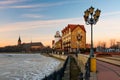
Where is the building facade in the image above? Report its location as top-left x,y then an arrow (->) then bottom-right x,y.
53,31 -> 62,49
117,42 -> 120,49
54,39 -> 62,49
62,24 -> 86,53
22,42 -> 44,52
52,24 -> 86,53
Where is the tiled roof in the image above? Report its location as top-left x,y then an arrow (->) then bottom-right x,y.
62,24 -> 86,33
31,42 -> 44,46
22,42 -> 44,47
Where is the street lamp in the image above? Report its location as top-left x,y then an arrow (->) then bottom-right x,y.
84,6 -> 101,57
84,7 -> 101,74
76,33 -> 82,54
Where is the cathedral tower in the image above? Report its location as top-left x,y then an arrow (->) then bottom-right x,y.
18,36 -> 21,45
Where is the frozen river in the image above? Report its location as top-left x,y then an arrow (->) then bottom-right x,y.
0,53 -> 61,80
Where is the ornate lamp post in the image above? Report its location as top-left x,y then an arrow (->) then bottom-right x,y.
76,33 -> 82,54
84,7 -> 101,74
84,6 -> 101,57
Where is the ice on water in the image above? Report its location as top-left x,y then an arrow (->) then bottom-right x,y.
0,53 -> 61,80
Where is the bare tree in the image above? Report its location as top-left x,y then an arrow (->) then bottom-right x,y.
102,42 -> 106,48
97,41 -> 101,47
110,39 -> 116,48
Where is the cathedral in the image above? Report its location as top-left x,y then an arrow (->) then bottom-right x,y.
17,36 -> 44,52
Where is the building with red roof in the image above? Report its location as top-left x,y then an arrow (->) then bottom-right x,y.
62,24 -> 86,53
53,24 -> 86,54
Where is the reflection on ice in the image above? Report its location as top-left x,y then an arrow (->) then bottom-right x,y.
0,53 -> 61,80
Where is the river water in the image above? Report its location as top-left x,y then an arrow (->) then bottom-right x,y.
0,53 -> 61,80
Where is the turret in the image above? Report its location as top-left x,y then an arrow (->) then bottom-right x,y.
54,31 -> 61,43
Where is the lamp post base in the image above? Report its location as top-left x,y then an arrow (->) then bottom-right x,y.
90,57 -> 96,72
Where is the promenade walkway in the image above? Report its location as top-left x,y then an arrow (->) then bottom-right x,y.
45,53 -> 120,80
70,54 -> 120,80
97,60 -> 120,80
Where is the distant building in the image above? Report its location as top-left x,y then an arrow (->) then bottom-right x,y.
86,44 -> 91,49
22,42 -> 44,52
52,40 -> 55,48
52,31 -> 62,54
117,42 -> 120,49
17,36 -> 44,52
96,42 -> 120,53
54,39 -> 62,50
54,31 -> 61,43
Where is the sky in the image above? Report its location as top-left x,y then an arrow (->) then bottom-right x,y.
0,0 -> 120,47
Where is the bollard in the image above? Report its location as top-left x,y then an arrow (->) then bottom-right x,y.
90,57 -> 96,72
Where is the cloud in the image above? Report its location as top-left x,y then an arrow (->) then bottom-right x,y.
21,14 -> 44,18
0,18 -> 81,32
0,0 -> 26,5
102,11 -> 120,17
0,0 -> 27,9
0,1 -> 77,9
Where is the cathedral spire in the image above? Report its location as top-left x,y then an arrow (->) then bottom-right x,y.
18,35 -> 21,45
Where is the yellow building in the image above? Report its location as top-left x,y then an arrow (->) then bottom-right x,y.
54,39 -> 62,50
62,24 -> 86,53
53,31 -> 62,49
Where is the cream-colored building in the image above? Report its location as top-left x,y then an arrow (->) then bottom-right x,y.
54,39 -> 62,49
52,31 -> 62,49
61,24 -> 86,53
